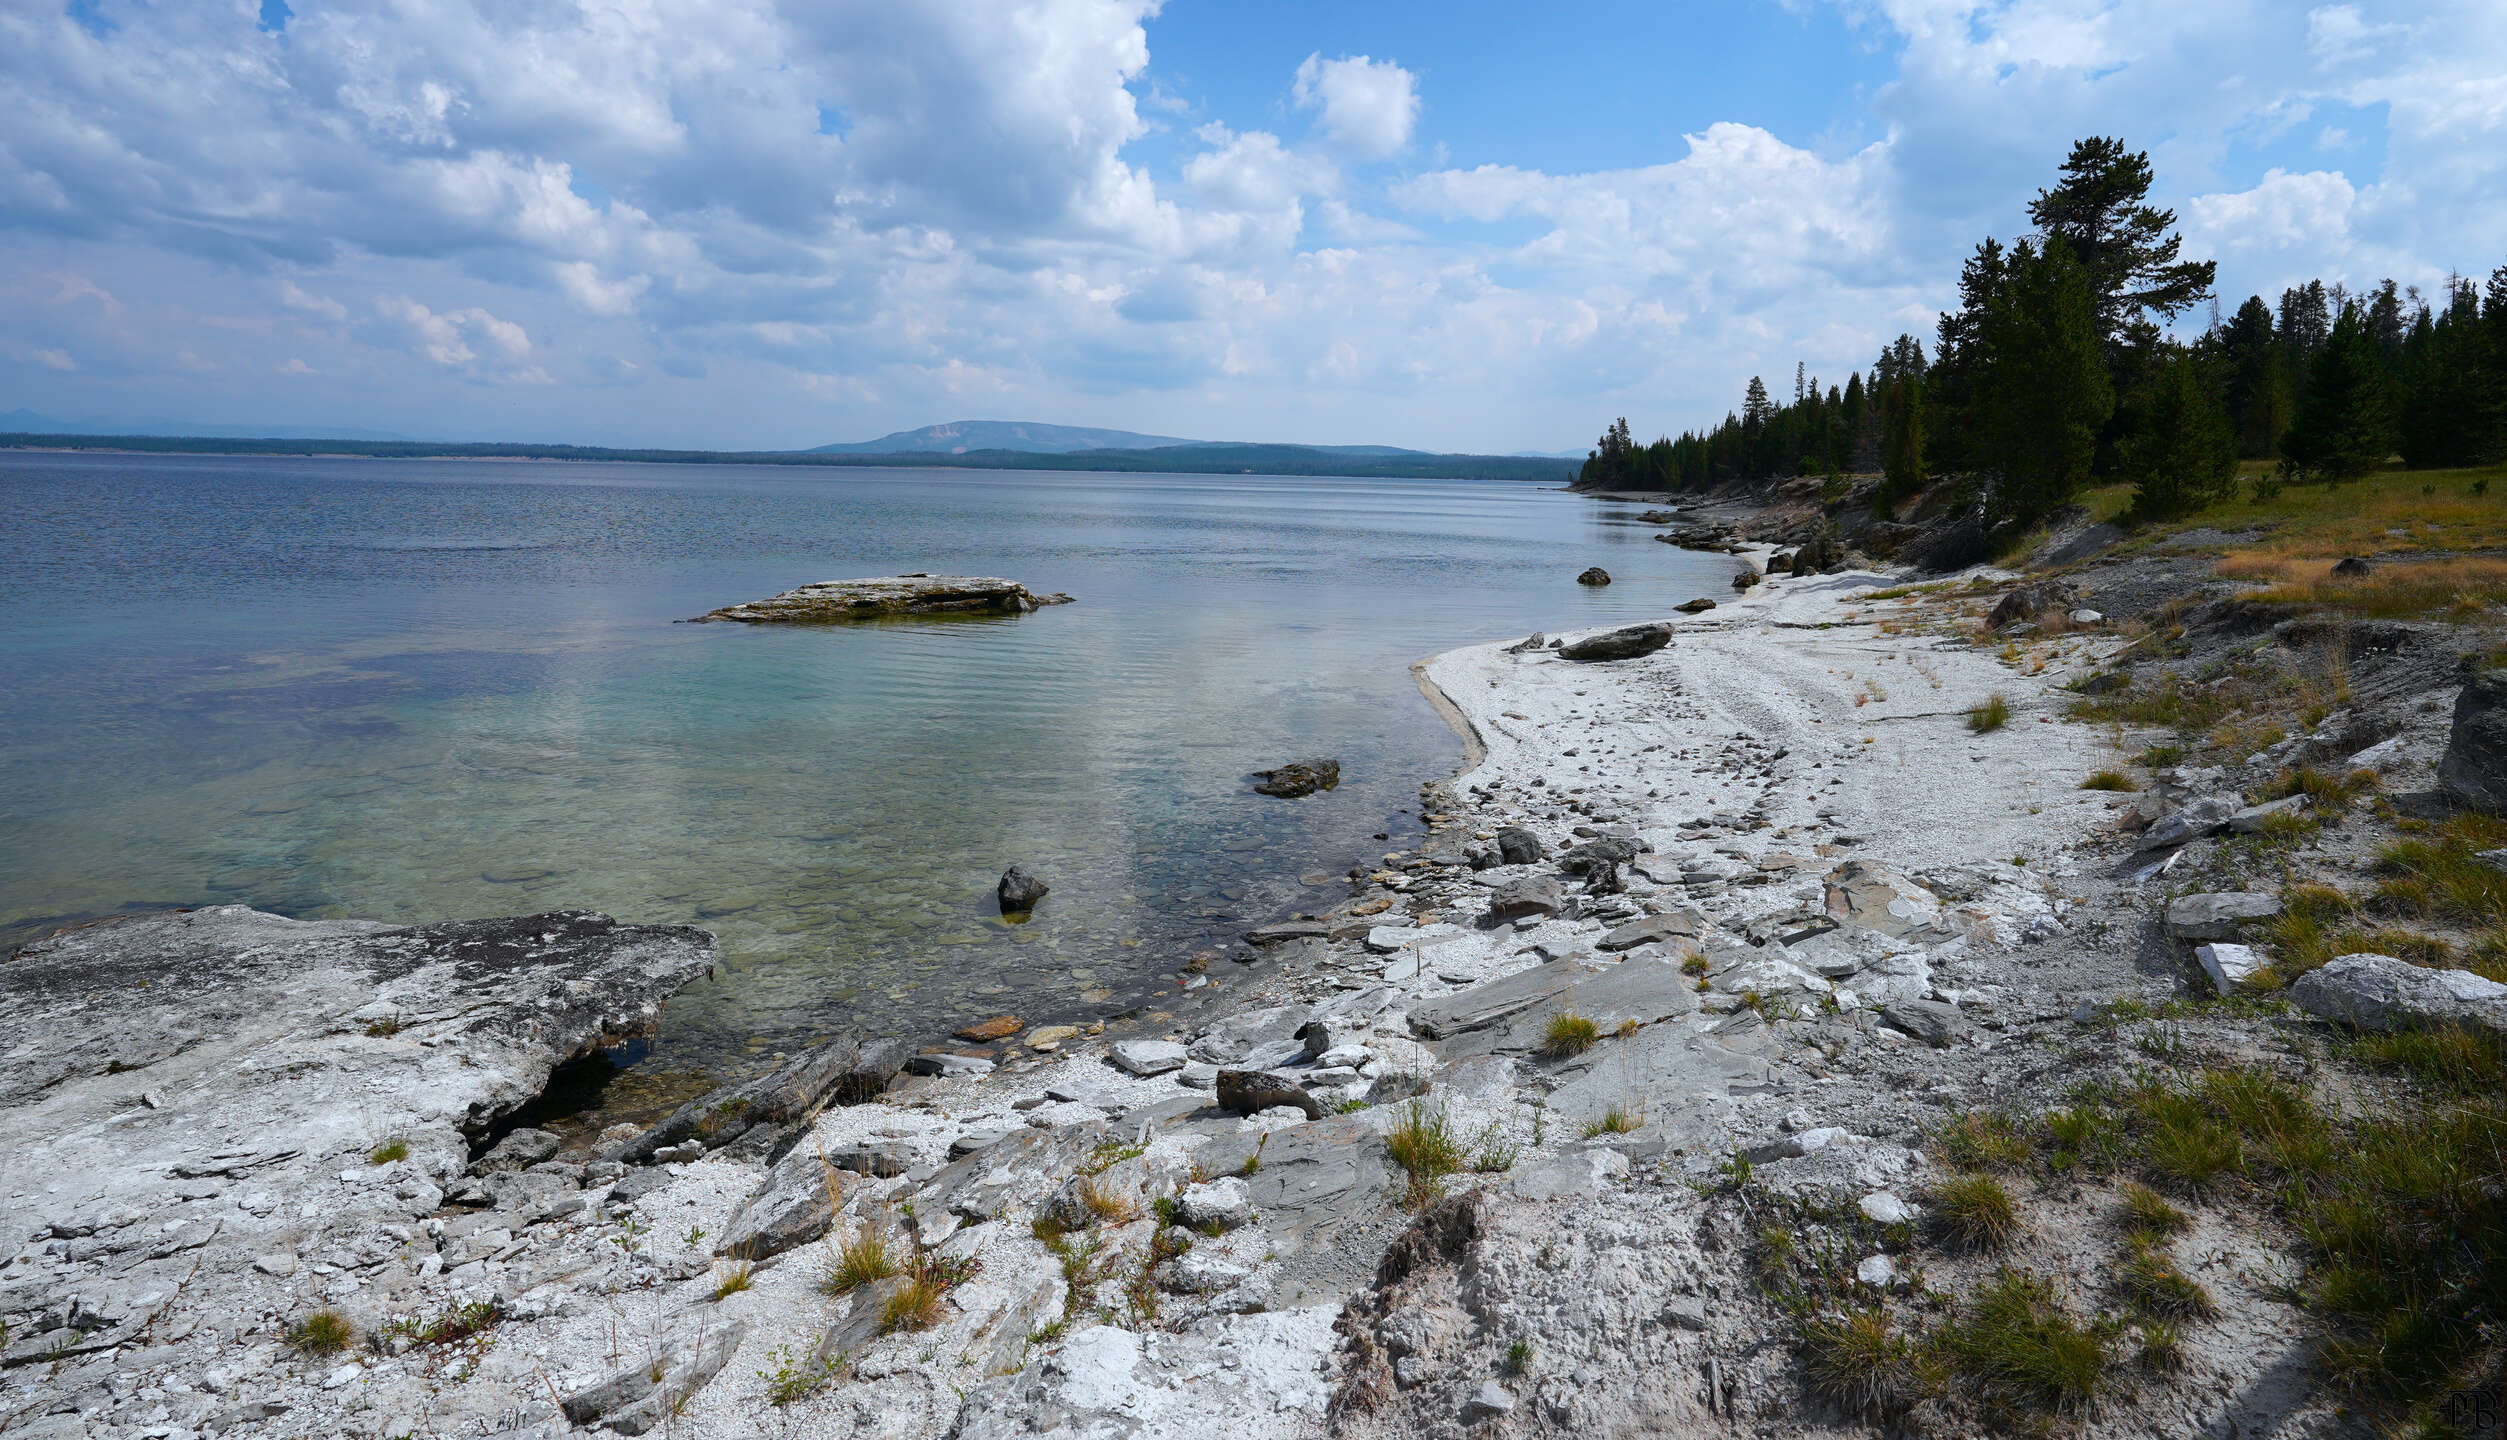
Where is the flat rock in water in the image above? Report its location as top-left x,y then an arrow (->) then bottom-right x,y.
1251,758 -> 1341,797
690,574 -> 1069,623
955,1015 -> 1024,1042
1246,919 -> 1331,945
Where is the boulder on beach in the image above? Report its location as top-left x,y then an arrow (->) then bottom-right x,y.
1675,597 -> 1716,613
1577,566 -> 1612,586
1986,580 -> 2078,629
690,573 -> 1073,624
998,866 -> 1050,913
1731,569 -> 1761,591
1558,623 -> 1673,662
1252,758 -> 1341,797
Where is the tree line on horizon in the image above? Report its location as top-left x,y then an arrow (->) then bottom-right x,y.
1580,136 -> 2507,527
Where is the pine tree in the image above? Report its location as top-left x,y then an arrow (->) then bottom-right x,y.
2025,137 -> 2217,347
2217,295 -> 2287,458
1879,375 -> 1926,513
1977,240 -> 2114,525
2282,303 -> 2398,484
2123,348 -> 2238,519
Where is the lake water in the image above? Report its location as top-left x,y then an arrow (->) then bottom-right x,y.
0,452 -> 1721,1109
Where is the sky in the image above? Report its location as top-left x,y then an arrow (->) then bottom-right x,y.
1,0 -> 2502,453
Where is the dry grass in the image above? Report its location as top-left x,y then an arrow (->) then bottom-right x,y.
1386,1100 -> 1464,1208
1967,695 -> 2011,733
880,1274 -> 946,1334
2137,461 -> 2507,555
2220,552 -> 2507,618
1538,1010 -> 1601,1059
2079,770 -> 2136,792
822,1226 -> 898,1296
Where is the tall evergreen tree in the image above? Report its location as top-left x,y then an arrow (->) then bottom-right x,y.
1977,240 -> 2114,525
2282,303 -> 2398,483
2025,137 -> 2217,347
2123,348 -> 2239,519
1879,375 -> 1926,513
2217,295 -> 2288,458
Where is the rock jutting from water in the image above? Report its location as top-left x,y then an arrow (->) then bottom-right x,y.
1251,758 -> 1341,797
689,573 -> 1074,624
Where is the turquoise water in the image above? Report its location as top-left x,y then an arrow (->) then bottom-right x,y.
0,453 -> 1721,1095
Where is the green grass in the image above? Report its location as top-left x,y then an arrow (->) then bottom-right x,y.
2118,1239 -> 2216,1321
713,1262 -> 756,1300
287,1308 -> 356,1355
1939,1271 -> 2108,1419
1967,695 -> 2011,733
821,1226 -> 898,1296
1537,1010 -> 1601,1059
1579,1105 -> 1640,1139
2079,770 -> 2137,791
1798,1306 -> 1939,1418
367,1138 -> 410,1165
1929,1172 -> 2021,1251
1386,1100 -> 1464,1208
1933,1111 -> 2033,1172
2116,1181 -> 2189,1241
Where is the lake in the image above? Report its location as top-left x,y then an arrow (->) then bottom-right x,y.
0,452 -> 1720,1109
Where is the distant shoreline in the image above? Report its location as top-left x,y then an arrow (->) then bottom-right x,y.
0,432 -> 1579,483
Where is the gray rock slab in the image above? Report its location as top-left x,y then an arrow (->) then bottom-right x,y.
1110,1040 -> 1189,1076
1189,1117 -> 1401,1307
2196,943 -> 2268,995
1544,1024 -> 1775,1126
717,1144 -> 844,1261
906,1123 -> 1108,1245
1442,957 -> 1701,1060
1597,910 -> 1703,952
1483,876 -> 1566,924
1822,861 -> 1942,938
2165,892 -> 2285,941
1406,962 -> 1604,1040
560,1319 -> 747,1435
1187,1004 -> 1314,1065
1879,999 -> 1967,1047
2227,794 -> 2311,833
692,574 -> 1062,623
2290,953 -> 2507,1035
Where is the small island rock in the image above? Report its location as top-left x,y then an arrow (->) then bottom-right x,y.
998,866 -> 1050,913
1252,758 -> 1341,797
1577,566 -> 1612,586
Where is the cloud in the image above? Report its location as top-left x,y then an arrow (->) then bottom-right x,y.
277,357 -> 316,375
35,348 -> 77,371
373,296 -> 531,372
1291,54 -> 1420,160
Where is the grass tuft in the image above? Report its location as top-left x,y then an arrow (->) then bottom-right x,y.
713,1262 -> 756,1300
1386,1100 -> 1464,1208
367,1138 -> 410,1165
1967,695 -> 2012,733
822,1226 -> 898,1296
2119,1239 -> 2216,1321
1538,1010 -> 1601,1059
1940,1270 -> 2108,1418
879,1274 -> 946,1334
1799,1306 -> 1939,1418
2079,769 -> 2137,791
1930,1172 -> 2021,1251
1580,1105 -> 1640,1139
2117,1181 -> 2190,1241
1933,1111 -> 2032,1172
287,1308 -> 356,1355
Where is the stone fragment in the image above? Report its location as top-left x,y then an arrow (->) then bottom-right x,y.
2196,943 -> 2267,995
1483,876 -> 1565,923
997,867 -> 1050,914
1174,1177 -> 1253,1231
1856,1254 -> 1898,1288
2442,667 -> 2507,812
1215,1069 -> 1322,1121
2138,794 -> 2242,850
954,1015 -> 1024,1043
559,1320 -> 748,1435
1251,759 -> 1341,798
2227,795 -> 2310,833
1665,1295 -> 1709,1331
1880,999 -> 1966,1047
477,1127 -> 562,1172
1154,1250 -> 1252,1294
1108,1040 -> 1188,1077
1858,1191 -> 1913,1225
1823,861 -> 1941,938
1408,963 -> 1603,1039
1493,826 -> 1545,866
1463,1382 -> 1516,1421
2164,892 -> 2284,941
2290,953 -> 2507,1036
1557,623 -> 1674,662
718,1143 -> 846,1260
903,1052 -> 994,1078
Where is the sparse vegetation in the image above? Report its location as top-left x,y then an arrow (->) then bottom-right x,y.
1967,695 -> 2011,733
2079,769 -> 2136,791
1538,1009 -> 1601,1059
760,1344 -> 840,1406
1939,1270 -> 2107,1418
287,1308 -> 356,1355
1386,1100 -> 1464,1208
367,1138 -> 410,1165
1929,1172 -> 2021,1251
713,1262 -> 756,1300
822,1226 -> 898,1296
1798,1306 -> 1939,1418
1579,1105 -> 1640,1139
2117,1180 -> 2189,1240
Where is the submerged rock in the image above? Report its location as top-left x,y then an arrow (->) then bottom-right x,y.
690,573 -> 1071,623
998,866 -> 1051,913
1252,758 -> 1341,797
1576,566 -> 1612,586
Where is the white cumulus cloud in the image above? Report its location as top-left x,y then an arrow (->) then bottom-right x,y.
1291,54 -> 1420,160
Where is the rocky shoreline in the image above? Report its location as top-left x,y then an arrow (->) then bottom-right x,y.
6,525 -> 2489,1439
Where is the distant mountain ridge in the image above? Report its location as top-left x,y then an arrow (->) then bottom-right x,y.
810,419 -> 1424,459
0,408 -> 414,443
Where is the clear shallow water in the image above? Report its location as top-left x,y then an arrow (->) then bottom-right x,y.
0,452 -> 1723,1102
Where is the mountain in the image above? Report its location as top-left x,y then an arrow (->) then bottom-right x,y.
0,408 -> 414,443
810,420 -> 1204,455
809,419 -> 1432,459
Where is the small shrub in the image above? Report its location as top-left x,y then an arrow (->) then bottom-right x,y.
2079,770 -> 2137,792
759,1344 -> 840,1405
1930,1172 -> 2021,1251
1968,695 -> 2012,733
1539,1010 -> 1601,1059
367,1138 -> 410,1165
288,1308 -> 356,1355
823,1226 -> 898,1296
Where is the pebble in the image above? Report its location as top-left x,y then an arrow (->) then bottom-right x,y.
1858,1192 -> 1913,1225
